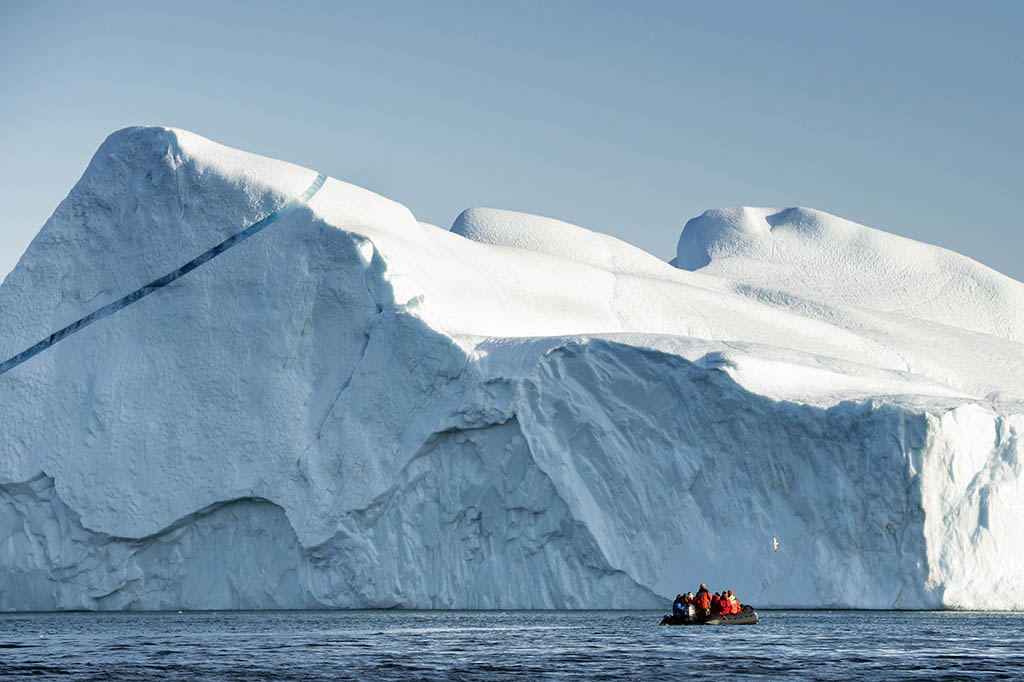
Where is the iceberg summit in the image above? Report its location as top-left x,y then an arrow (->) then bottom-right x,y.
1,127 -> 1022,611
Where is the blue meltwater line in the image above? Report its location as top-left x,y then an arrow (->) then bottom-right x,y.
0,172 -> 328,378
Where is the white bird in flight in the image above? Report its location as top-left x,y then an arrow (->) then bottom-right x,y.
772,536 -> 780,552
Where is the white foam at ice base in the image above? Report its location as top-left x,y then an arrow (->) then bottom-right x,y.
0,127 -> 1021,611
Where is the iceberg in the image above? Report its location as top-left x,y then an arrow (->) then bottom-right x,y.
1,127 -> 1021,610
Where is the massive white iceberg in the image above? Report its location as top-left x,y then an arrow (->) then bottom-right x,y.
1,127 -> 1022,611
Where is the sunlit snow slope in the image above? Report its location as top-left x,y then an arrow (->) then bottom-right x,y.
1,127 -> 1022,611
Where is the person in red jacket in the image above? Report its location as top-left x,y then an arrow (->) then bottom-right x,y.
728,590 -> 741,614
694,585 -> 712,615
716,592 -> 731,615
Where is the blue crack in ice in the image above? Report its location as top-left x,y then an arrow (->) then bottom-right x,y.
0,172 -> 327,377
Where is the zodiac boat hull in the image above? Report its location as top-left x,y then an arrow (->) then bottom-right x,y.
660,606 -> 758,626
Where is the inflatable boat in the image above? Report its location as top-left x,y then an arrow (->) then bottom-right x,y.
659,604 -> 758,626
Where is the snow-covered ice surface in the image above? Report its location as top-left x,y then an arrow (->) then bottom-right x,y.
1,127 -> 1022,611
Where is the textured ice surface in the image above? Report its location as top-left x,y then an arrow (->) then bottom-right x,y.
1,127 -> 1022,610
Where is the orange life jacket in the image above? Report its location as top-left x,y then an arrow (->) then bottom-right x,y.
729,595 -> 740,614
696,591 -> 711,609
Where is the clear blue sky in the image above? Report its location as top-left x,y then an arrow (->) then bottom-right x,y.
2,0 -> 1022,281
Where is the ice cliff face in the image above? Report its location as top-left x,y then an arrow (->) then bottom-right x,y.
1,127 -> 1022,611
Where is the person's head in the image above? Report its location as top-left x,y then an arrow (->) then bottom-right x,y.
700,584 -> 707,590
728,590 -> 733,596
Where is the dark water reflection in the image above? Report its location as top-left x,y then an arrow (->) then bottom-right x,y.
0,610 -> 1021,680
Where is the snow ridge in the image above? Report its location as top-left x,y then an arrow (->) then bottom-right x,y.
677,206 -> 1024,344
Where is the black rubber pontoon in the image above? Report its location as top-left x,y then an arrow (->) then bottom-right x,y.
660,605 -> 758,626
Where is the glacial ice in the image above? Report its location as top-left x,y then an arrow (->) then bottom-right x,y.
1,127 -> 1022,611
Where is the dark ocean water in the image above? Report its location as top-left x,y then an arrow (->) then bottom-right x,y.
0,610 -> 1021,681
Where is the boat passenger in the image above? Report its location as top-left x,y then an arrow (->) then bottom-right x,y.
728,590 -> 741,614
695,585 -> 712,616
672,594 -> 686,616
710,593 -> 723,615
715,593 -> 730,615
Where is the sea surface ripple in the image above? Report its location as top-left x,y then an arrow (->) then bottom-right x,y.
0,610 -> 1021,680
